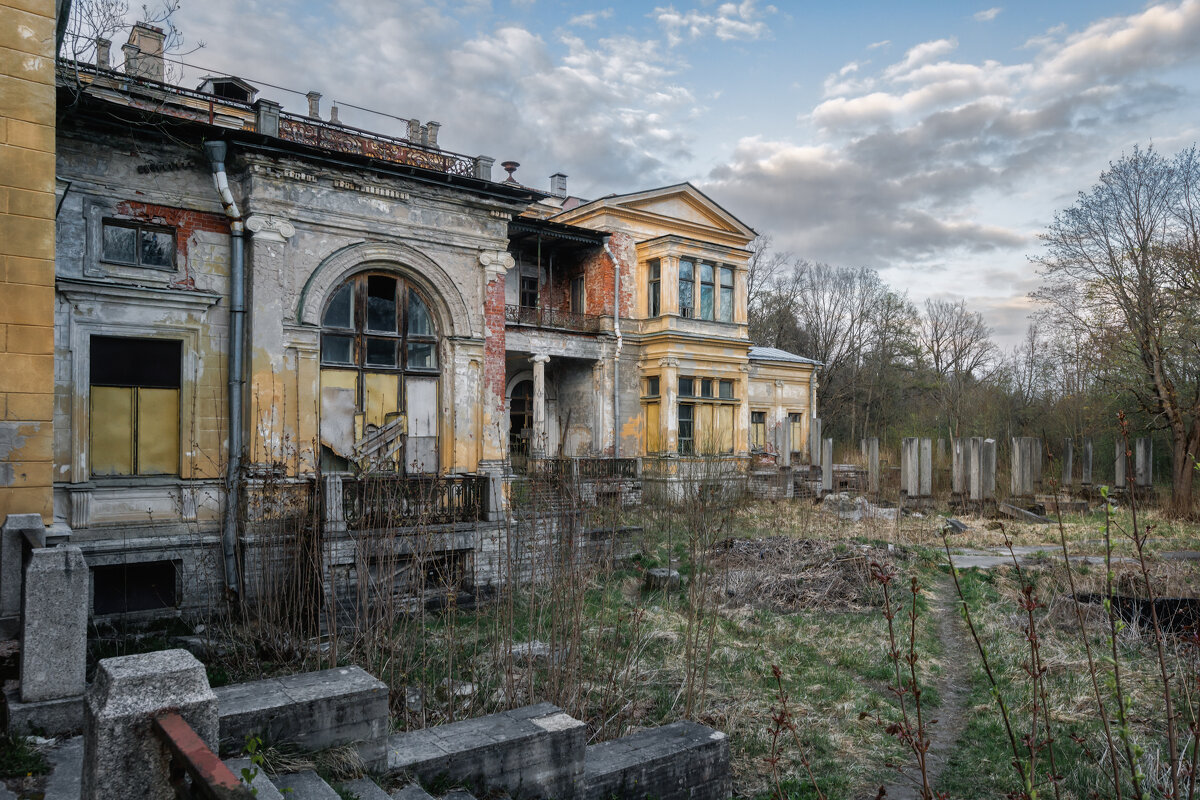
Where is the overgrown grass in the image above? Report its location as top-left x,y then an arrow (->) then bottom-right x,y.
0,733 -> 48,779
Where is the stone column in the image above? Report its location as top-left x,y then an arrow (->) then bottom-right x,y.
867,437 -> 880,495
659,358 -> 679,455
968,437 -> 983,501
810,418 -> 822,467
83,650 -> 219,799
1081,438 -> 1093,485
1115,440 -> 1126,489
919,438 -> 932,497
900,438 -> 918,496
952,439 -> 965,495
1062,438 -> 1074,487
1135,437 -> 1152,487
981,438 -> 997,499
1012,437 -> 1036,497
821,438 -> 833,494
530,354 -> 550,457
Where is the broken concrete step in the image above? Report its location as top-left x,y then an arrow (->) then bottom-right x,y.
584,720 -> 731,800
998,501 -> 1052,524
392,783 -> 437,800
339,776 -> 391,800
223,757 -> 284,800
273,770 -> 341,799
442,789 -> 479,800
44,735 -> 83,800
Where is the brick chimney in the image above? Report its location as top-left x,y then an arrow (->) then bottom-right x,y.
549,172 -> 567,198
122,23 -> 165,82
306,91 -> 322,119
95,37 -> 111,70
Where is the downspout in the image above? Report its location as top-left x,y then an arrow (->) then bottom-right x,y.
604,238 -> 621,458
204,140 -> 245,599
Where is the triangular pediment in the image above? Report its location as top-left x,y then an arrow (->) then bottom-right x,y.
554,182 -> 756,242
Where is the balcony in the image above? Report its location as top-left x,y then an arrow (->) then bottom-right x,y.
505,304 -> 603,334
327,473 -> 487,530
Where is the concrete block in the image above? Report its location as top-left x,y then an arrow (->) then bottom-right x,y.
1115,440 -> 1126,488
3,685 -> 83,736
215,666 -> 389,771
82,649 -> 218,799
918,438 -> 932,497
339,776 -> 390,800
21,546 -> 88,703
394,783 -> 436,800
584,720 -> 731,800
1081,438 -> 1093,485
1135,437 -> 1152,487
1,512 -> 42,624
274,770 -> 340,799
43,734 -> 82,800
223,757 -> 284,800
821,438 -> 833,493
387,702 -> 586,800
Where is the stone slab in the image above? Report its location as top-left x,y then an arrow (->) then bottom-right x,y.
273,770 -> 340,799
339,776 -> 391,800
387,702 -> 585,800
223,757 -> 284,800
44,735 -> 82,800
998,502 -> 1052,524
393,783 -> 437,800
215,666 -> 389,771
3,685 -> 84,736
584,720 -> 731,800
1,514 -> 43,623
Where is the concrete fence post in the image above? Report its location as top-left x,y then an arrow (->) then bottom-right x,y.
1135,437 -> 1153,487
900,438 -> 917,496
83,649 -> 218,799
1115,440 -> 1126,489
918,438 -> 932,497
981,439 -> 997,499
951,439 -> 965,495
322,474 -> 346,532
1081,438 -> 1093,485
821,438 -> 833,494
867,437 -> 880,495
1062,438 -> 1074,487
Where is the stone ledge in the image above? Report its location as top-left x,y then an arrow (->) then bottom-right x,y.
215,666 -> 389,772
2,686 -> 83,736
584,720 -> 731,800
387,702 -> 585,800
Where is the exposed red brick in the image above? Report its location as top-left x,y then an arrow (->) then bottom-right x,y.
113,201 -> 229,284
483,273 -> 507,418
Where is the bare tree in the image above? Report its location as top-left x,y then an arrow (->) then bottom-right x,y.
1035,144 -> 1200,517
919,298 -> 998,438
60,0 -> 200,82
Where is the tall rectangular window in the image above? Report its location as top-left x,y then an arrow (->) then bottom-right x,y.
646,401 -> 660,453
699,263 -> 714,320
89,337 -> 181,476
789,413 -> 804,454
645,376 -> 660,397
102,220 -> 175,269
718,379 -> 734,399
520,275 -> 539,309
648,259 -> 661,317
750,411 -> 766,451
678,260 -> 694,317
678,377 -> 694,397
570,275 -> 585,314
719,267 -> 734,322
678,403 -> 694,455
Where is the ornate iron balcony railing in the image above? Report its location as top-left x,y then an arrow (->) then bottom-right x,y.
504,304 -> 603,333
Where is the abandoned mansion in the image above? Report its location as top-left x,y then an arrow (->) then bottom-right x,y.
0,23 -> 819,621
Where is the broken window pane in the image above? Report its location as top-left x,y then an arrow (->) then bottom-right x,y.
141,229 -> 174,267
365,337 -> 398,367
102,223 -> 137,264
322,334 -> 354,365
366,275 -> 398,332
407,341 -> 437,369
407,292 -> 434,336
324,283 -> 354,329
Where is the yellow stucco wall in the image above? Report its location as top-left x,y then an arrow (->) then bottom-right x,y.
0,0 -> 56,523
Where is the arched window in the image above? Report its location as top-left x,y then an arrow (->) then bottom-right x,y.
319,272 -> 440,473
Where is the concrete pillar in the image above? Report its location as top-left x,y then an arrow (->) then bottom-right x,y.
254,98 -> 282,137
1081,438 -> 1093,485
83,650 -> 219,799
306,90 -> 322,118
1135,437 -> 1152,487
1062,438 -> 1074,487
531,354 -> 550,457
474,155 -> 495,181
968,437 -> 984,501
867,437 -> 880,494
821,438 -> 833,494
981,439 -> 997,499
1,513 -> 44,631
1033,438 -> 1044,489
810,418 -> 822,467
900,438 -> 918,495
1012,437 -> 1036,497
919,438 -> 932,497
20,546 -> 88,703
952,439 -> 965,495
1115,440 -> 1126,488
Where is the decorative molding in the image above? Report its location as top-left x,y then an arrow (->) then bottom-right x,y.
68,488 -> 91,529
57,277 -> 221,310
658,357 -> 679,368
478,249 -> 515,279
245,214 -> 296,242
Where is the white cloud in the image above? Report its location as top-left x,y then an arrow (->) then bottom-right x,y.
567,8 -> 613,28
652,1 -> 774,46
973,7 -> 1003,22
867,39 -> 890,50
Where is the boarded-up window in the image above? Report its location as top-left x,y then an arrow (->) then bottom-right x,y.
89,337 -> 180,476
645,402 -> 660,453
406,376 -> 438,473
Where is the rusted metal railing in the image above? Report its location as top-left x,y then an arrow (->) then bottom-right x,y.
152,711 -> 253,799
278,114 -> 476,176
504,304 -> 603,333
342,473 -> 486,529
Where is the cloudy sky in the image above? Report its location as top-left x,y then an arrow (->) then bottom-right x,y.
159,0 -> 1200,345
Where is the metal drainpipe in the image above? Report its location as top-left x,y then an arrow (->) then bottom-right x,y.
204,141 -> 245,599
604,239 -> 621,458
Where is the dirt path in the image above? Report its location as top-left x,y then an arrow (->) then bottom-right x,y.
875,577 -> 973,800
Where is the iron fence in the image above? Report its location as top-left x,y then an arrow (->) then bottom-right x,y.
341,473 -> 486,529
504,304 -> 603,333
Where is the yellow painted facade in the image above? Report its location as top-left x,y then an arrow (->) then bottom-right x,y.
0,0 -> 56,523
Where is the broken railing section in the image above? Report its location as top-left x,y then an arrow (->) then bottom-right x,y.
153,711 -> 253,800
325,473 -> 489,530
